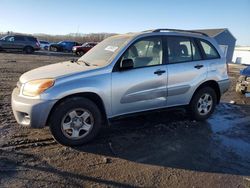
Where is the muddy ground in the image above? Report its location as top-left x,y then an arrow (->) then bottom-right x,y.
0,52 -> 250,188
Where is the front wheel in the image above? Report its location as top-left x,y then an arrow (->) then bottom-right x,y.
49,97 -> 102,146
77,51 -> 85,56
189,87 -> 217,121
50,46 -> 58,52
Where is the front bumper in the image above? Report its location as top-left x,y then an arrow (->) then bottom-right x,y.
11,88 -> 57,128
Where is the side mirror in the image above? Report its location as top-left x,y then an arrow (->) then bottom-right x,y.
120,59 -> 134,70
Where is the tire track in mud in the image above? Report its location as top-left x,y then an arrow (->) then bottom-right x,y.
1,138 -> 57,150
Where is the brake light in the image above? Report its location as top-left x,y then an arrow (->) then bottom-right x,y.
36,42 -> 40,47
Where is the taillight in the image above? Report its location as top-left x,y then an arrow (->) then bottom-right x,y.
36,42 -> 40,47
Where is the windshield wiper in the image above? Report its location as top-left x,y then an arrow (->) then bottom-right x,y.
77,60 -> 91,66
70,59 -> 80,65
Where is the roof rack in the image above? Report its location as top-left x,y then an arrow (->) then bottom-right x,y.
151,28 -> 209,37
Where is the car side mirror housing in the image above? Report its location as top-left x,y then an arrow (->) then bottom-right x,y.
120,59 -> 134,70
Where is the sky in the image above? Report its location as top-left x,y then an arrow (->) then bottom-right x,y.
0,0 -> 249,45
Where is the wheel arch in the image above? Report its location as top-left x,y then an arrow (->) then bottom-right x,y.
46,92 -> 108,126
23,45 -> 34,50
191,80 -> 221,105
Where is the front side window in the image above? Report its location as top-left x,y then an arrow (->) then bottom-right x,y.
167,37 -> 202,63
199,40 -> 220,59
121,37 -> 163,68
27,37 -> 37,42
8,36 -> 15,42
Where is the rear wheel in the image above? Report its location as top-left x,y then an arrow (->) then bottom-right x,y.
189,87 -> 217,121
49,97 -> 102,146
23,46 -> 34,54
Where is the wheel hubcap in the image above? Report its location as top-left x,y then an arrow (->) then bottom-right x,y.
197,93 -> 213,115
61,108 -> 94,140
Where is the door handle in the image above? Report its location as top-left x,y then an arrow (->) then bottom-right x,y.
194,64 -> 204,69
154,70 -> 166,75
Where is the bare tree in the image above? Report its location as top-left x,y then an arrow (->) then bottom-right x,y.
0,32 -> 117,44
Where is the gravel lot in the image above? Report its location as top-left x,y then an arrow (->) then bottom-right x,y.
0,52 -> 250,188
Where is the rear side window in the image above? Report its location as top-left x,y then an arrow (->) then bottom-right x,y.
167,37 -> 202,63
27,37 -> 38,42
14,36 -> 25,42
199,40 -> 220,59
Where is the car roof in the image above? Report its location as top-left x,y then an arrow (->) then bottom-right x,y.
126,28 -> 212,41
13,35 -> 36,38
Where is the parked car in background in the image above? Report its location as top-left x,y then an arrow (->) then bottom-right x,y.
49,41 -> 79,52
12,28 -> 230,146
0,35 -> 40,54
72,42 -> 98,56
39,40 -> 50,50
236,65 -> 250,95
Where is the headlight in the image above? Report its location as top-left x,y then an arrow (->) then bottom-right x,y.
22,79 -> 55,97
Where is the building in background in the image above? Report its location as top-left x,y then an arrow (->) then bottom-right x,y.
194,28 -> 236,63
233,47 -> 250,65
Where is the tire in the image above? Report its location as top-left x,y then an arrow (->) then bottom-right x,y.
78,51 -> 85,56
49,97 -> 102,146
189,87 -> 217,121
23,46 -> 34,54
50,46 -> 58,52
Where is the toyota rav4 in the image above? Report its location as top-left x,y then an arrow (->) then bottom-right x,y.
12,29 -> 230,146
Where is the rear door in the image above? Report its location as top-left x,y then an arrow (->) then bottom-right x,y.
12,36 -> 26,50
111,36 -> 168,117
165,36 -> 208,106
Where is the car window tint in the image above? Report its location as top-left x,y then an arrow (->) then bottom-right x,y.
122,37 -> 163,68
2,36 -> 10,41
8,36 -> 15,42
27,37 -> 37,42
191,40 -> 202,61
199,40 -> 219,59
167,37 -> 202,63
14,36 -> 25,41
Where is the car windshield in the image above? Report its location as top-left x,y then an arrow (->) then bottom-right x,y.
58,41 -> 66,44
40,41 -> 49,44
82,43 -> 88,47
78,35 -> 132,67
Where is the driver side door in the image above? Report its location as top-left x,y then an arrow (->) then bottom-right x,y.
111,36 -> 168,117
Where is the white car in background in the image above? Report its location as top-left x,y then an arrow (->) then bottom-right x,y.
39,40 -> 50,50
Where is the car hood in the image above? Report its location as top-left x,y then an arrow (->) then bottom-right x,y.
20,61 -> 98,83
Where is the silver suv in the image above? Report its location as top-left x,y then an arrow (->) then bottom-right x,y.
11,29 -> 230,146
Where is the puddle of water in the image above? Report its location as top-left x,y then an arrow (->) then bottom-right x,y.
208,103 -> 250,133
208,103 -> 250,163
